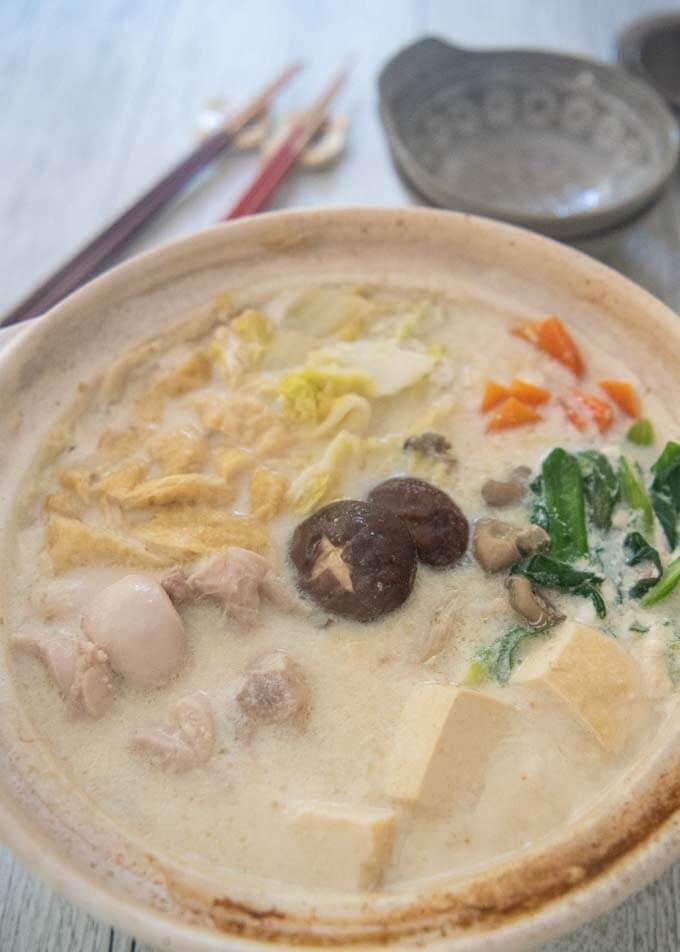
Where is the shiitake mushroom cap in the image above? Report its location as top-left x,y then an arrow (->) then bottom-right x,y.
368,477 -> 469,567
289,500 -> 417,622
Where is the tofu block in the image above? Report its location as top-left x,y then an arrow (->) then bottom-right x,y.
384,685 -> 514,812
513,621 -> 643,753
286,801 -> 396,891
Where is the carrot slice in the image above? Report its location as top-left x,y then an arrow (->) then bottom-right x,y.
486,396 -> 541,433
481,380 -> 511,412
564,390 -> 614,434
510,378 -> 551,406
599,379 -> 640,418
514,316 -> 584,377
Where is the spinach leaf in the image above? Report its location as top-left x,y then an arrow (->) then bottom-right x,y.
512,553 -> 606,617
528,474 -> 549,531
627,418 -> 655,446
619,456 -> 654,533
650,491 -> 677,551
465,626 -> 548,685
641,556 -> 680,607
577,450 -> 619,530
541,448 -> 588,560
623,531 -> 662,598
650,441 -> 680,550
651,441 -> 680,493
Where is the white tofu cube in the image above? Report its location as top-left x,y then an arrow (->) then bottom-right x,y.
513,621 -> 643,753
384,685 -> 514,812
286,801 -> 396,891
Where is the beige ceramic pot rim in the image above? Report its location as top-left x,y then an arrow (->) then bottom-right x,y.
1,207 -> 680,952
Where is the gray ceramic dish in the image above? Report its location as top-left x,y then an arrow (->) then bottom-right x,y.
617,11 -> 680,113
379,37 -> 679,240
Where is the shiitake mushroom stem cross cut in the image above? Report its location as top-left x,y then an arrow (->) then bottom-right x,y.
290,500 -> 417,622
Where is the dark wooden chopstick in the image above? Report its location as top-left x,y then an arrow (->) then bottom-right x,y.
223,64 -> 349,220
1,62 -> 302,328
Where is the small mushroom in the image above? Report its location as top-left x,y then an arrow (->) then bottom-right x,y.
516,524 -> 551,555
367,477 -> 469,567
472,518 -> 522,573
290,500 -> 416,621
403,432 -> 456,469
510,465 -> 532,484
506,576 -> 565,628
481,478 -> 526,508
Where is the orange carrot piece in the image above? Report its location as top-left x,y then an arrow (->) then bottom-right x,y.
564,390 -> 614,434
481,380 -> 511,412
599,379 -> 640,418
513,316 -> 584,377
486,396 -> 541,433
510,378 -> 551,406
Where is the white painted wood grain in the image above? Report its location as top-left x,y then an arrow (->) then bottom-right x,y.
1,0 -> 680,949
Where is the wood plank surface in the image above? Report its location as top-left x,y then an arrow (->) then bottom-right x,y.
1,1 -> 679,949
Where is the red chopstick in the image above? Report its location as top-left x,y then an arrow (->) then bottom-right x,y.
223,65 -> 348,220
1,62 -> 302,328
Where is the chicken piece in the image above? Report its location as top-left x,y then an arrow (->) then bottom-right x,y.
13,627 -> 114,718
260,572 -> 318,619
72,641 -> 116,717
161,565 -> 195,608
187,547 -> 270,627
236,650 -> 310,725
161,548 -> 314,628
13,626 -> 77,696
82,574 -> 187,689
132,691 -> 215,772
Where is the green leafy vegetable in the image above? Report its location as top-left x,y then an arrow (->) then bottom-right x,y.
465,626 -> 548,685
577,450 -> 620,530
512,553 -> 606,617
623,531 -> 662,598
650,441 -> 680,550
540,448 -> 588,560
528,474 -> 549,531
619,456 -> 654,533
629,622 -> 649,634
627,418 -> 655,446
641,556 -> 680,607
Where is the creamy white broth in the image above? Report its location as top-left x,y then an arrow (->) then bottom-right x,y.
7,284 -> 679,898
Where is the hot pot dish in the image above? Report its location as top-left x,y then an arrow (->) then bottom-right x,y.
2,211 -> 680,950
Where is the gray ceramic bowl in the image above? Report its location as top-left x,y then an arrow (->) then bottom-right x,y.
618,11 -> 680,113
379,37 -> 679,240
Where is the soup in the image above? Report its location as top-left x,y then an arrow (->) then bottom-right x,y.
7,283 -> 680,903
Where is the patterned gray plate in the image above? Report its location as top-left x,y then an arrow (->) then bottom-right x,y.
379,37 -> 679,240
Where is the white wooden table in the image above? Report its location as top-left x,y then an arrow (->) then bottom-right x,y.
1,1 -> 680,949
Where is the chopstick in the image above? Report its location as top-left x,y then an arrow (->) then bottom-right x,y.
1,62 -> 302,328
223,64 -> 348,220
